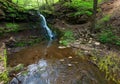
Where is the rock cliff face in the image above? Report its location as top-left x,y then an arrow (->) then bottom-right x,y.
0,0 -> 27,21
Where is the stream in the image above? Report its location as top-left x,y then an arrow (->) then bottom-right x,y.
8,12 -> 113,84
8,42 -> 110,84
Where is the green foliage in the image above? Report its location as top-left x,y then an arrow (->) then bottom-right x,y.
91,52 -> 120,83
96,15 -> 111,31
99,15 -> 110,23
64,0 -> 93,16
14,38 -> 42,47
59,30 -> 75,46
96,15 -> 120,46
0,49 -> 8,83
99,30 -> 120,46
12,0 -> 59,9
6,23 -> 19,33
115,40 -> 120,46
99,30 -> 117,44
0,71 -> 8,83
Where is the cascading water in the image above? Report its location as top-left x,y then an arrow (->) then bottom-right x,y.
9,12 -> 56,84
37,11 -> 54,41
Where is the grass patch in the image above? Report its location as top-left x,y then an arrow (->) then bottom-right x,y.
59,30 -> 75,46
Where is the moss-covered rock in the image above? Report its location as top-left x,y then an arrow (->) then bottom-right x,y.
0,0 -> 27,21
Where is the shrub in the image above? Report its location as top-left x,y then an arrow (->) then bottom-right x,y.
99,15 -> 111,23
99,29 -> 120,46
99,30 -> 117,44
59,30 -> 75,46
64,0 -> 93,16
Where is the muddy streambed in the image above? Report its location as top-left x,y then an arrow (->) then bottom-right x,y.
8,42 -> 113,84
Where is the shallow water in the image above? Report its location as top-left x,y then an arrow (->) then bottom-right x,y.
8,42 -> 113,84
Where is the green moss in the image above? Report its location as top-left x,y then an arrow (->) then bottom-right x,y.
0,71 -> 8,83
0,49 -> 8,83
14,38 -> 42,47
5,23 -> 19,33
91,52 -> 120,83
13,64 -> 24,71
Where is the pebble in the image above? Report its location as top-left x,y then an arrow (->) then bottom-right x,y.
58,46 -> 66,49
60,59 -> 64,62
66,45 -> 70,48
88,40 -> 92,44
94,42 -> 100,46
68,56 -> 72,59
68,64 -> 72,67
73,62 -> 78,64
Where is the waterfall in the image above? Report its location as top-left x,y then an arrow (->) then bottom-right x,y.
37,11 -> 54,41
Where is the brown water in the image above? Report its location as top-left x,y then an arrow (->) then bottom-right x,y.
8,42 -> 114,84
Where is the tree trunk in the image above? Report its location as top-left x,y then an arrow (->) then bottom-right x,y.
91,0 -> 98,33
45,0 -> 49,4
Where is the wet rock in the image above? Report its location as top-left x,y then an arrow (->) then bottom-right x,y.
68,64 -> 72,67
